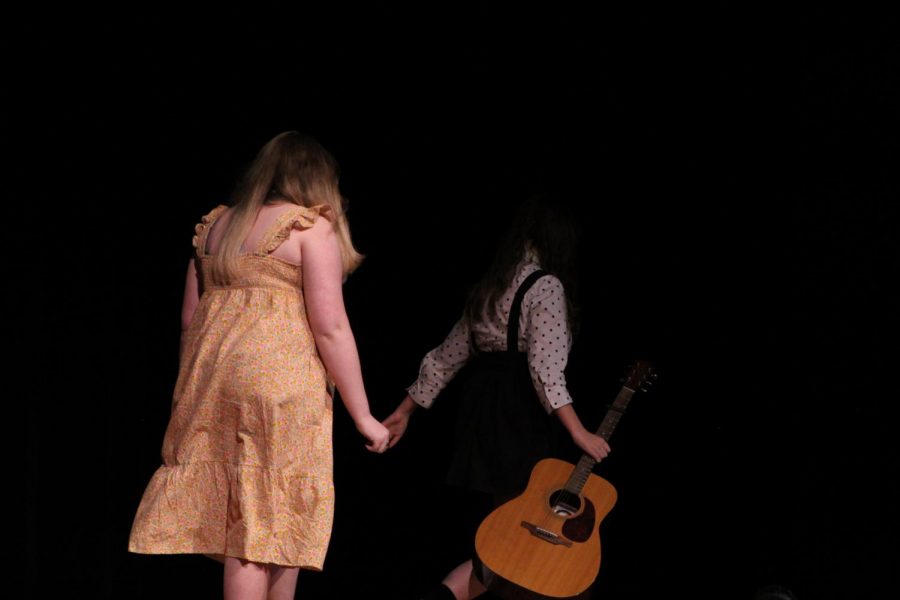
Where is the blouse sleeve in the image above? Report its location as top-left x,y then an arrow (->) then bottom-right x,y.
522,274 -> 574,413
406,317 -> 473,409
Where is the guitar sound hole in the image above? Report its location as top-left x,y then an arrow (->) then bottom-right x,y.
548,490 -> 581,516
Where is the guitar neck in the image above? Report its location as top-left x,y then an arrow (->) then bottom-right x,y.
564,384 -> 636,495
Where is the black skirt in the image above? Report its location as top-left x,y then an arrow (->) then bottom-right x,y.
444,350 -> 560,498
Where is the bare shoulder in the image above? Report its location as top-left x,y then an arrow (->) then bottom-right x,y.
302,210 -> 337,237
297,210 -> 338,258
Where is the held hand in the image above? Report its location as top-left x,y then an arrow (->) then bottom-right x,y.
572,429 -> 611,462
381,395 -> 418,449
356,414 -> 391,454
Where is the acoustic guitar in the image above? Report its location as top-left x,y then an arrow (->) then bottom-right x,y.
473,360 -> 655,599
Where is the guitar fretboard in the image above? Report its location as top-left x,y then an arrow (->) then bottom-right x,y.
563,385 -> 636,495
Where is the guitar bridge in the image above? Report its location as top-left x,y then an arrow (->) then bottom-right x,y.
521,521 -> 573,547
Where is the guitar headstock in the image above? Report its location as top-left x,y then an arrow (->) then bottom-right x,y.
623,360 -> 656,392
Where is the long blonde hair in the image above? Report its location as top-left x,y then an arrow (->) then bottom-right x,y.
210,131 -> 363,284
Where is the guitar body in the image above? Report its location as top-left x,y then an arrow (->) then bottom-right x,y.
474,457 -> 618,600
472,360 -> 654,599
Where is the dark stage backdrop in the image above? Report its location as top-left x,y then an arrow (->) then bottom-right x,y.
13,4 -> 898,600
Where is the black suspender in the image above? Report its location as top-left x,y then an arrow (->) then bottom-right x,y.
506,269 -> 549,353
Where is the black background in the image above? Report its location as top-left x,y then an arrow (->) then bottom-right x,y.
11,3 -> 898,599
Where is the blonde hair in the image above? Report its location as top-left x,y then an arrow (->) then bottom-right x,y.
210,131 -> 363,284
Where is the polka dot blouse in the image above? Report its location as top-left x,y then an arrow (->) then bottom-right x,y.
407,258 -> 573,414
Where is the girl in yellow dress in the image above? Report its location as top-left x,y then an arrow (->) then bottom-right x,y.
129,131 -> 390,599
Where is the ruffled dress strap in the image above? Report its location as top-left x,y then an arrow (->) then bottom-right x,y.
191,204 -> 229,256
255,204 -> 332,255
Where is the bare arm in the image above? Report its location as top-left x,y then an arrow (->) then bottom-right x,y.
553,404 -> 610,462
301,217 -> 389,453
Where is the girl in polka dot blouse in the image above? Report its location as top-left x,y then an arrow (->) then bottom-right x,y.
383,192 -> 610,600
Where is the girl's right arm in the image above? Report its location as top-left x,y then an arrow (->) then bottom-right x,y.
301,216 -> 390,453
